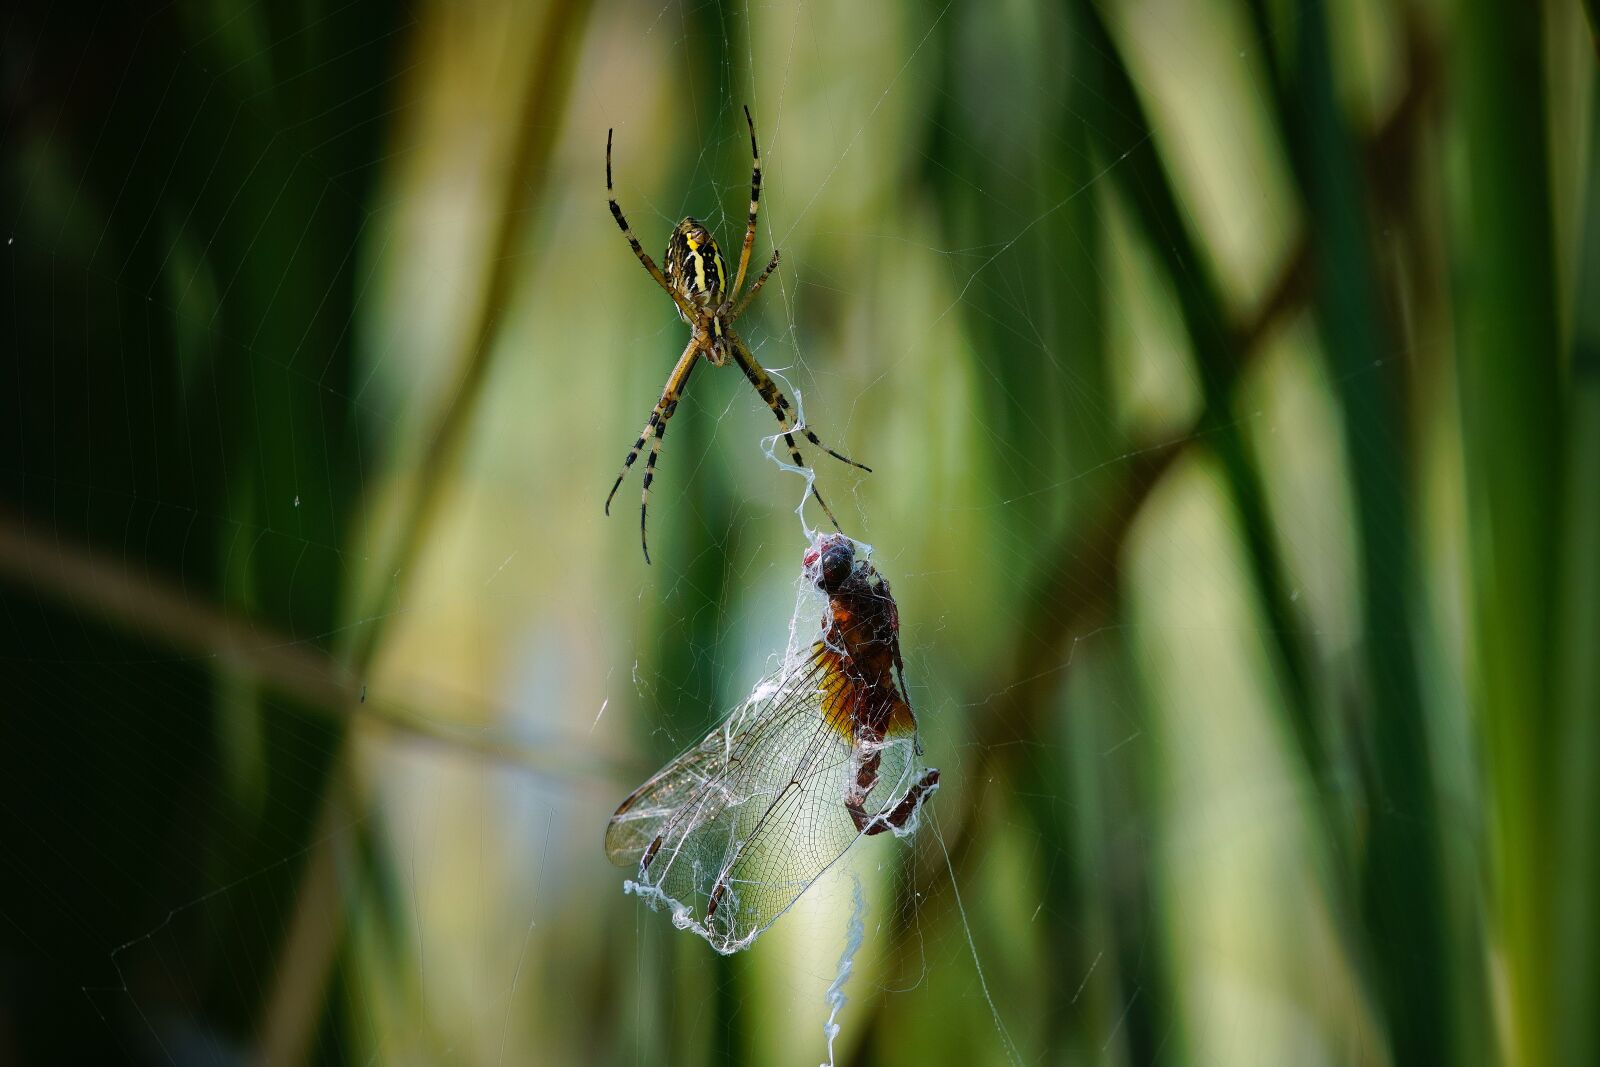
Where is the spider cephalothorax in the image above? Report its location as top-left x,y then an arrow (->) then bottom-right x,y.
604,107 -> 873,563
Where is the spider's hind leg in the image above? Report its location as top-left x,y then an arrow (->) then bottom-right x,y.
731,105 -> 764,298
607,129 -> 697,320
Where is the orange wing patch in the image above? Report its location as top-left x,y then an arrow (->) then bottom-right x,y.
815,643 -> 916,742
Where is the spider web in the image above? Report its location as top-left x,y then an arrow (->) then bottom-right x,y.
0,0 -> 1495,1065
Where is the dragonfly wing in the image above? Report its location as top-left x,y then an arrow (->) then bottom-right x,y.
603,656 -> 851,951
603,657 -> 824,870
694,709 -> 934,951
607,650 -> 936,953
604,732 -> 727,866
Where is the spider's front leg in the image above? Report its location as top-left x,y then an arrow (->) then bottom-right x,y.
605,336 -> 704,564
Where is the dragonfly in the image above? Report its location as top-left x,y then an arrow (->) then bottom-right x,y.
605,533 -> 941,953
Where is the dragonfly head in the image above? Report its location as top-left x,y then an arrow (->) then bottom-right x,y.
804,534 -> 856,594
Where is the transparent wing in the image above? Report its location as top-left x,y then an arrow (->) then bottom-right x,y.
605,649 -> 931,953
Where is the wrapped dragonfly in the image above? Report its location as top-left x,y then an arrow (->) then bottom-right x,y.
605,534 -> 940,953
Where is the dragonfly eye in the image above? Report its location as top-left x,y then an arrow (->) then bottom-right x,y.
822,548 -> 852,590
806,534 -> 855,593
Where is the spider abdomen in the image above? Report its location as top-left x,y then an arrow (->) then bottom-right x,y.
664,217 -> 728,315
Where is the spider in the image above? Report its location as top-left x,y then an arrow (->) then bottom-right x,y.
604,106 -> 871,563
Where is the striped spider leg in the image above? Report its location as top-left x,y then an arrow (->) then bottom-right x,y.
603,107 -> 871,563
603,338 -> 702,564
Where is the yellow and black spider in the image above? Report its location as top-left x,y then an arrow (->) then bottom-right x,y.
604,105 -> 870,564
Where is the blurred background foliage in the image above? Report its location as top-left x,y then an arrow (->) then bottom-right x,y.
2,0 -> 1596,1064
